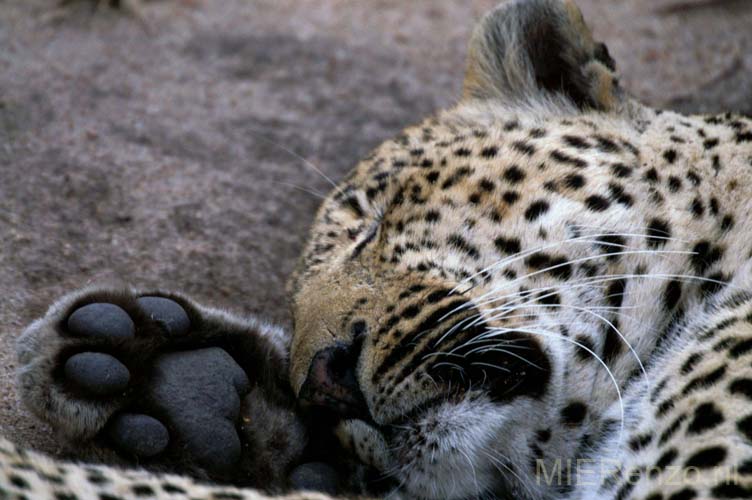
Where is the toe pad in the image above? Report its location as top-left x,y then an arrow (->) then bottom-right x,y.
64,352 -> 130,396
67,303 -> 135,340
137,296 -> 190,337
289,462 -> 340,495
109,413 -> 169,458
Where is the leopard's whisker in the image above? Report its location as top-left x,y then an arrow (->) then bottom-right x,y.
431,342 -> 537,369
479,302 -> 648,384
470,283 -> 633,320
458,447 -> 482,499
241,126 -> 345,195
469,269 -> 735,316
484,324 -> 625,447
431,361 -> 476,379
451,231 -> 691,296
437,262 -> 680,343
446,247 -> 697,320
269,181 -> 328,200
480,447 -> 533,498
471,248 -> 697,303
569,224 -> 691,244
465,346 -> 543,371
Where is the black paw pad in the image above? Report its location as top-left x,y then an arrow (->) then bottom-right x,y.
137,297 -> 190,337
64,352 -> 130,396
147,347 -> 250,474
67,303 -> 135,340
289,462 -> 340,495
108,413 -> 169,458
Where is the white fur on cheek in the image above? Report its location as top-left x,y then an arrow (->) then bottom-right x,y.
391,396 -> 506,500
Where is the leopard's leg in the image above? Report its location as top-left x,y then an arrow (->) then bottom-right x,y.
15,285 -> 307,490
0,434 -> 338,500
579,274 -> 752,500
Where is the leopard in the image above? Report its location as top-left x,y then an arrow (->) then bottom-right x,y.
3,0 -> 752,499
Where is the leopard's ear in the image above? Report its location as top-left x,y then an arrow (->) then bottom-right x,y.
463,0 -> 621,111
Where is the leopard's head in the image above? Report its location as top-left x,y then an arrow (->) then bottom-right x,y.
288,1 -> 637,498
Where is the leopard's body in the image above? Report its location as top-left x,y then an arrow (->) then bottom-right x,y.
0,436 -> 326,500
3,1 -> 752,499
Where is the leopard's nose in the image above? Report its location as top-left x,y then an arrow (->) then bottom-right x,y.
298,343 -> 368,419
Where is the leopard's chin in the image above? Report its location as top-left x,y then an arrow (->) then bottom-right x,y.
340,396 -> 525,500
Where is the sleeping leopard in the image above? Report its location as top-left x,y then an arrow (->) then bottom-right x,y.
3,0 -> 752,499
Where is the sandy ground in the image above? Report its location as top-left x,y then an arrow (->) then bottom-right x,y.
1,0 -> 751,456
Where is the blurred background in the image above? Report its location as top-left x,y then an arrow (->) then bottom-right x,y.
1,0 -> 751,455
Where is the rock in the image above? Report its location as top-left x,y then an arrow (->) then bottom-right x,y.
289,462 -> 339,495
109,413 -> 169,458
67,303 -> 135,340
64,352 -> 130,396
137,296 -> 190,336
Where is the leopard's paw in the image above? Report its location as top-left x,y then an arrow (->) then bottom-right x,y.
16,286 -> 302,482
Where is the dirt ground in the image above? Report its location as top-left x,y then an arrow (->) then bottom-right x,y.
1,0 -> 751,456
